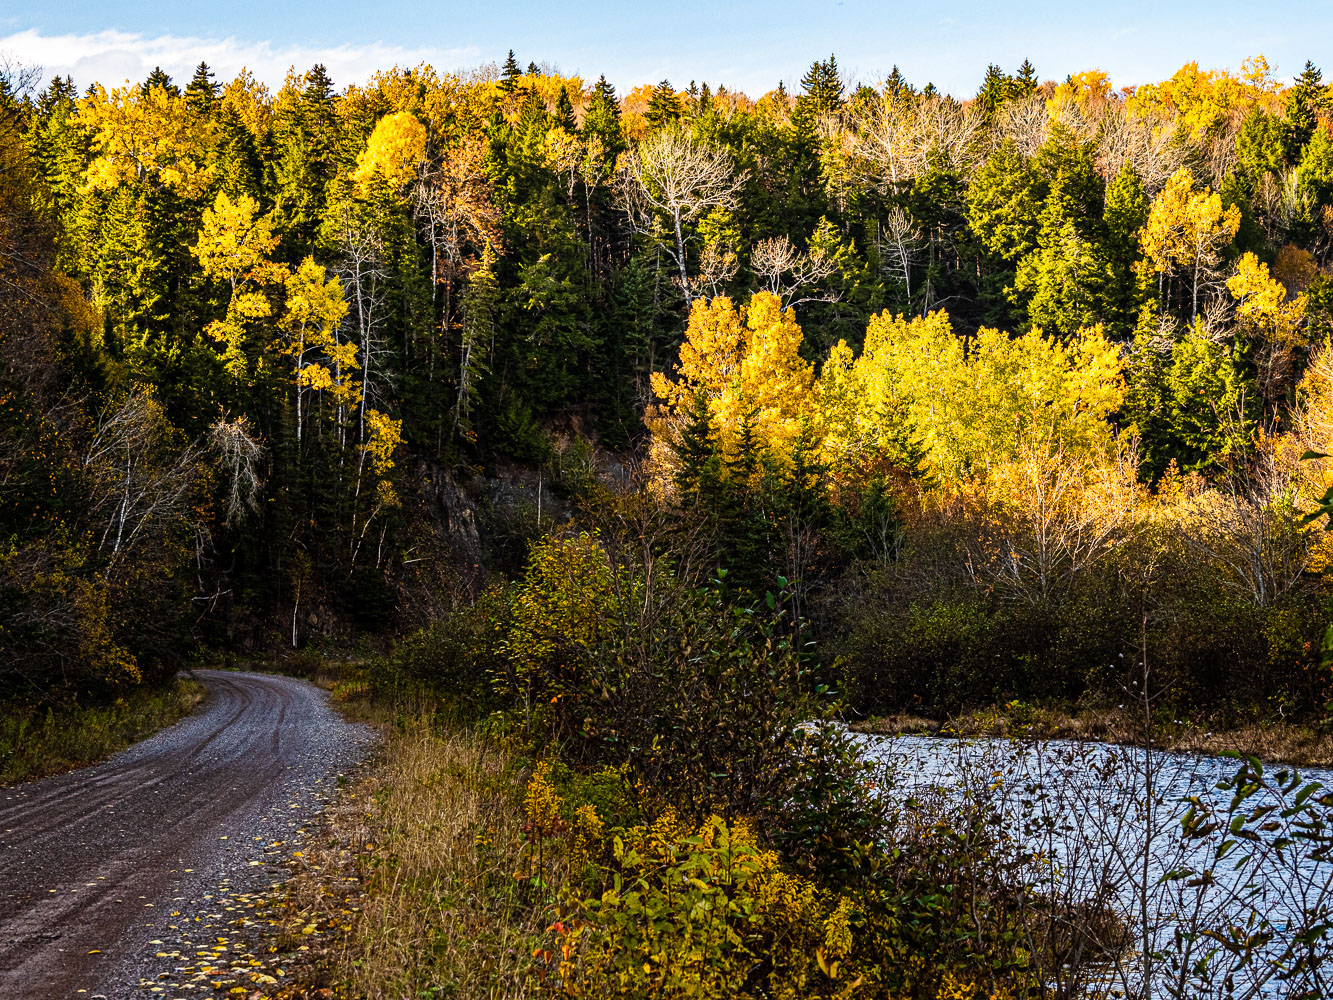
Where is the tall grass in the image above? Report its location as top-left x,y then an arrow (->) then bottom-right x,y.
277,714 -> 558,999
0,677 -> 205,785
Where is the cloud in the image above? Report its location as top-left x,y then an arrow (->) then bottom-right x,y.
0,28 -> 481,90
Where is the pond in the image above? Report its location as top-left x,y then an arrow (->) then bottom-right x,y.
850,731 -> 1333,999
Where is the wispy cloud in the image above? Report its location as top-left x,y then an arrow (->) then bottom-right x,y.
0,28 -> 482,90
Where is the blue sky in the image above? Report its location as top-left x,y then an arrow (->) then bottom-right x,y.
1,1 -> 1326,98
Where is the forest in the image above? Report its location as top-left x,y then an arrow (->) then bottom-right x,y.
6,51 -> 1333,716
7,48 -> 1333,997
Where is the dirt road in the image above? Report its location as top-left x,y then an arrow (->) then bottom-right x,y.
0,670 -> 374,999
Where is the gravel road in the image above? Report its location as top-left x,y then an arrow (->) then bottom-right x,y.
0,670 -> 375,999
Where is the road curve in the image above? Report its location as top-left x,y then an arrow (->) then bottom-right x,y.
0,669 -> 374,999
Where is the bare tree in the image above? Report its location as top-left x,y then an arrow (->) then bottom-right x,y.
1174,447 -> 1313,607
84,389 -> 202,570
208,417 -> 264,527
1095,104 -> 1187,192
876,205 -> 923,300
751,233 -> 839,307
617,124 -> 747,307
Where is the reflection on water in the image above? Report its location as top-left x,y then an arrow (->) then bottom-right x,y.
852,732 -> 1333,999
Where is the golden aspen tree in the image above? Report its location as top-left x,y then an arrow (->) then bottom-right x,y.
649,292 -> 814,479
1126,57 -> 1280,138
818,310 -> 1123,482
1139,167 -> 1240,318
279,257 -> 350,445
192,191 -> 285,378
81,82 -> 214,196
352,111 -> 428,191
1228,251 -> 1309,405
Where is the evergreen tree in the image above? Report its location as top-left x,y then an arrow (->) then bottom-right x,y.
1286,60 -> 1326,154
184,62 -> 217,111
553,86 -> 576,132
644,80 -> 683,128
143,66 -> 178,96
1011,59 -> 1039,98
500,50 -> 522,93
977,63 -> 1010,118
1102,162 -> 1150,336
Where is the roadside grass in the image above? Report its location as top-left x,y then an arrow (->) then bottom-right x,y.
0,676 -> 206,785
242,680 -> 556,999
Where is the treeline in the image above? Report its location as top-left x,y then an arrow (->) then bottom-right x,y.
4,49 -> 1333,710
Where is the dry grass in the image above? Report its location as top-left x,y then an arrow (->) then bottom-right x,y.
253,715 -> 560,999
0,676 -> 205,785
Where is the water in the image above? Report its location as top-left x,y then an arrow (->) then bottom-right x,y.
850,731 -> 1333,999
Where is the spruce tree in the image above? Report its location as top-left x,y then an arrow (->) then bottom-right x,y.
554,86 -> 575,131
143,66 -> 178,95
645,80 -> 683,128
1286,61 -> 1326,153
500,50 -> 522,93
1011,59 -> 1039,98
184,62 -> 217,111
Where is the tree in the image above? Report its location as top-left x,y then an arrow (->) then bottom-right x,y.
820,309 -> 1124,482
644,80 -> 683,128
649,292 -> 815,476
500,50 -> 522,93
1139,167 -> 1241,318
1102,162 -> 1150,336
1285,61 -> 1327,153
967,139 -> 1044,264
617,124 -> 746,307
184,62 -> 217,111
1123,317 -> 1255,478
82,81 -> 214,197
353,111 -> 427,191
193,191 -> 283,379
1011,59 -> 1039,99
1227,251 -> 1309,407
454,242 -> 498,438
280,257 -> 350,446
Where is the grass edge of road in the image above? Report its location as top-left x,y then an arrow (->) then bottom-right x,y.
217,669 -> 549,999
0,676 -> 207,786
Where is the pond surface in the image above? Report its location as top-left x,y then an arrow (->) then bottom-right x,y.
850,731 -> 1333,999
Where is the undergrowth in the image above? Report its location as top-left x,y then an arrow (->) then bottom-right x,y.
0,675 -> 205,785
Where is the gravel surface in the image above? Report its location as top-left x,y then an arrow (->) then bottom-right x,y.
0,670 -> 376,1000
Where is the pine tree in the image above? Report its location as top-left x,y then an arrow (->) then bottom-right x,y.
645,80 -> 683,128
143,66 -> 178,96
184,62 -> 217,111
1011,59 -> 1039,98
500,50 -> 522,93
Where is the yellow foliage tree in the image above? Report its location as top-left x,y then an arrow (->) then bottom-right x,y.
280,257 -> 352,444
362,408 -> 404,507
1126,57 -> 1281,137
1228,250 -> 1309,408
819,311 -> 1124,483
81,81 -> 215,197
649,292 -> 815,481
352,111 -> 428,191
1139,167 -> 1241,318
193,191 -> 286,378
